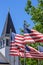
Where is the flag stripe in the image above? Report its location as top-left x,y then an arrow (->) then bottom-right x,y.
10,42 -> 25,48
9,52 -> 19,56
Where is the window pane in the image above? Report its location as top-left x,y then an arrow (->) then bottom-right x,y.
0,41 -> 2,48
6,39 -> 9,46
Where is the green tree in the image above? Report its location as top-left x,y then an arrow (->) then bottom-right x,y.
25,0 -> 43,33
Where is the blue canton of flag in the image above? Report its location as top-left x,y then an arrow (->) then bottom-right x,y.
25,45 -> 30,52
10,32 -> 16,42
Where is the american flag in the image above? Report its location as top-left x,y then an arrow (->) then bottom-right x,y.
10,32 -> 24,56
20,45 -> 43,59
10,33 -> 24,48
24,23 -> 43,43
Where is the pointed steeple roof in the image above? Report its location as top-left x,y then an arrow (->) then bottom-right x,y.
2,12 -> 16,36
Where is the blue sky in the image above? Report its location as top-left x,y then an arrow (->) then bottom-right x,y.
0,0 -> 38,36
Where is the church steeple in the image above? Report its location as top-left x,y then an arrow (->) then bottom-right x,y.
2,12 -> 16,36
0,12 -> 16,47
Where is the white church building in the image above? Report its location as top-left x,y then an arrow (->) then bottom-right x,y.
0,12 -> 20,65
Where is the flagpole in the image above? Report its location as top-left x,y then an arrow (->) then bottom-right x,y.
24,44 -> 26,65
24,21 -> 26,65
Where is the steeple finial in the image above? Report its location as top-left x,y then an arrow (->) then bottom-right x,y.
8,8 -> 10,13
